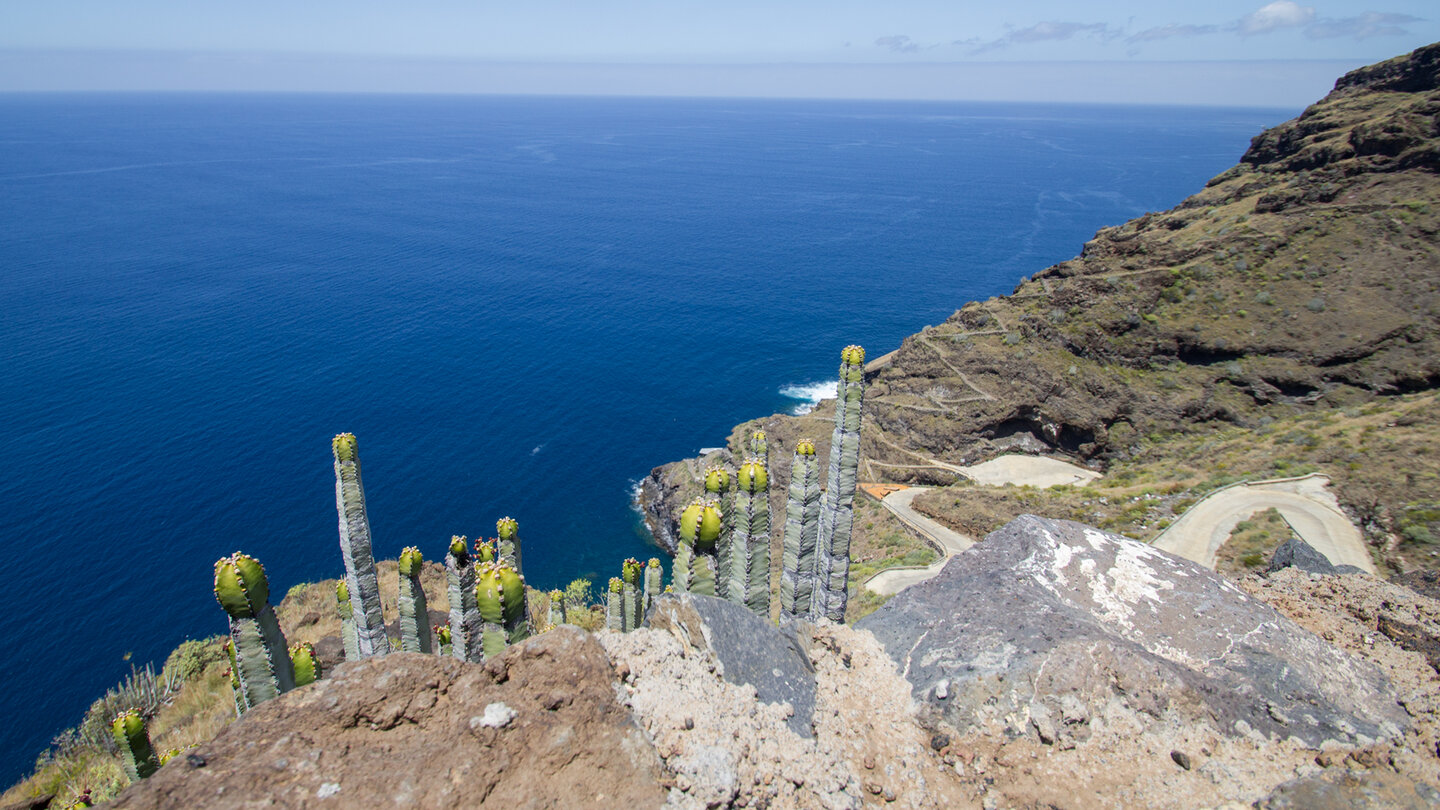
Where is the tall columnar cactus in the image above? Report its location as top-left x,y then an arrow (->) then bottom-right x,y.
475,561 -> 528,660
214,552 -> 295,707
435,625 -> 453,656
814,345 -> 866,622
290,642 -> 321,687
643,558 -> 662,616
331,433 -> 390,657
606,577 -> 624,631
780,439 -> 822,618
547,589 -> 567,629
496,517 -> 522,573
397,546 -> 434,654
445,536 -> 483,663
704,466 -> 733,600
334,580 -> 359,662
750,430 -> 769,468
111,710 -> 159,782
730,456 -> 772,615
620,558 -> 643,632
676,496 -> 722,596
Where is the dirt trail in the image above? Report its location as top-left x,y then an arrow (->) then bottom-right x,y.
1151,474 -> 1376,573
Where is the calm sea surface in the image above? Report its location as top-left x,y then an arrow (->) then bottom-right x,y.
0,93 -> 1290,779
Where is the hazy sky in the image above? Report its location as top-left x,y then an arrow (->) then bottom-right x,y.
2,1 -> 1435,105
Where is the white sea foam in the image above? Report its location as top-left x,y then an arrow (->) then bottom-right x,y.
779,380 -> 838,415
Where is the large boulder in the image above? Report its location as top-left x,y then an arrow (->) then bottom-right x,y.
857,515 -> 1408,749
645,593 -> 816,738
110,627 -> 668,809
1267,535 -> 1364,576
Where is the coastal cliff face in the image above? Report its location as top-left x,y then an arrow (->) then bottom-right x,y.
642,41 -> 1440,575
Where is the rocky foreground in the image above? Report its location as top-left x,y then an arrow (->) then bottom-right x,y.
103,516 -> 1440,809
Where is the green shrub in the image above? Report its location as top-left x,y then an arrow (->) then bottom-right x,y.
162,637 -> 226,683
1240,552 -> 1265,567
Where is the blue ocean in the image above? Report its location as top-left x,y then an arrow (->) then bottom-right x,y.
0,93 -> 1289,780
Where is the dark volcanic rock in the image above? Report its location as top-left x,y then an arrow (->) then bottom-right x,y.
1256,767 -> 1440,809
646,593 -> 816,738
1395,569 -> 1440,601
109,627 -> 667,809
1267,535 -> 1365,576
857,515 -> 1408,748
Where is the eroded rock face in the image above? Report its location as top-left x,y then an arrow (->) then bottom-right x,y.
109,627 -> 667,809
858,515 -> 1409,749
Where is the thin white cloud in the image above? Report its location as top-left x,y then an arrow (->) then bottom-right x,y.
874,35 -> 920,53
1231,1 -> 1316,36
963,21 -> 1123,54
1126,23 -> 1220,43
1304,11 -> 1423,40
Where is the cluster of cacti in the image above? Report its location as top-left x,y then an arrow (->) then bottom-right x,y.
214,552 -> 295,709
475,560 -> 529,660
675,496 -> 722,595
445,536 -> 484,663
334,580 -> 359,662
704,466 -> 733,599
332,434 -> 390,657
814,345 -> 866,622
397,546 -> 434,654
111,709 -> 158,782
728,456 -> 772,615
780,439 -> 822,617
620,558 -> 644,631
290,642 -> 321,687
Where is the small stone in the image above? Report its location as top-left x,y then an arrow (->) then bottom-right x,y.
186,753 -> 207,768
1170,750 -> 1192,770
883,788 -> 897,802
866,782 -> 883,795
684,716 -> 695,730
474,702 -> 517,729
1315,750 -> 1346,768
863,755 -> 876,770
930,733 -> 951,751
317,782 -> 341,799
934,679 -> 949,700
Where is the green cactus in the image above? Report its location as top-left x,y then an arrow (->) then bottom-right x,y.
676,496 -> 722,596
111,709 -> 159,782
445,536 -> 483,663
643,558 -> 662,618
750,429 -> 769,466
334,580 -> 359,662
397,546 -> 434,654
496,517 -> 522,573
290,642 -> 320,687
780,439 -> 822,618
434,624 -> 453,656
224,639 -> 246,717
729,456 -> 772,615
214,552 -> 295,707
815,344 -> 866,622
331,433 -> 390,657
475,561 -> 528,660
704,466 -> 733,600
546,589 -> 566,629
621,558 -> 643,632
474,537 -> 496,564
605,577 -> 624,631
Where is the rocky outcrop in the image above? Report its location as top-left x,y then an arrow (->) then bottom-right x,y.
109,628 -> 668,809
858,515 -> 1408,749
1267,535 -> 1364,575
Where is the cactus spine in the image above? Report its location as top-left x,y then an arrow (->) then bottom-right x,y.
331,433 -> 390,657
214,552 -> 295,707
704,466 -> 733,600
445,536 -> 483,663
676,496 -> 722,596
290,642 -> 320,687
620,558 -> 643,632
780,439 -> 822,617
397,546 -> 433,654
814,345 -> 866,622
111,710 -> 159,782
730,456 -> 772,615
496,517 -> 522,573
335,580 -> 359,662
475,561 -> 528,660
644,557 -> 662,617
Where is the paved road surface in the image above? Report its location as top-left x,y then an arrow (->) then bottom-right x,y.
1151,474 -> 1375,574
